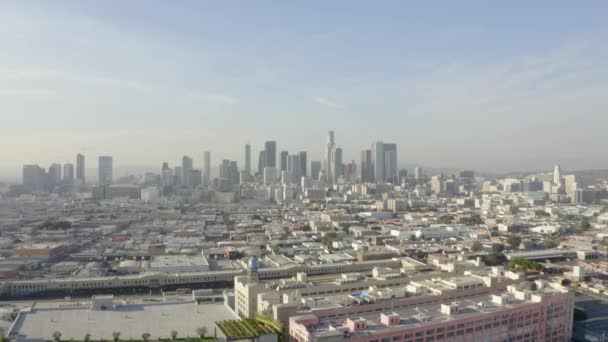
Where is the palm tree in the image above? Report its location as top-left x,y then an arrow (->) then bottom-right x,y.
112,332 -> 121,342
196,327 -> 208,339
52,331 -> 62,342
84,334 -> 91,342
169,330 -> 178,340
141,333 -> 150,342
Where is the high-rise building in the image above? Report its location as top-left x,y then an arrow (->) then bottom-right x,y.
372,141 -> 384,182
48,163 -> 62,186
383,143 -> 397,184
22,165 -> 47,193
220,160 -> 239,186
182,156 -> 193,186
324,131 -> 336,183
98,156 -> 113,185
279,151 -> 289,172
311,161 -> 321,181
63,163 -> 74,184
360,149 -> 373,182
264,141 -> 277,168
174,166 -> 183,185
287,154 -> 301,183
331,147 -> 343,183
414,166 -> 422,180
245,144 -> 251,175
76,154 -> 85,184
203,151 -> 211,186
258,150 -> 266,176
299,151 -> 307,177
552,164 -> 563,194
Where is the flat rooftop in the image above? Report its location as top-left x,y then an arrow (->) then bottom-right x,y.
11,301 -> 236,341
310,287 -> 565,338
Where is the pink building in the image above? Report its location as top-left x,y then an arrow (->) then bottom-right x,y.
289,284 -> 574,342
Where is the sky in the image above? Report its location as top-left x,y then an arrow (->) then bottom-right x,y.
1,1 -> 608,180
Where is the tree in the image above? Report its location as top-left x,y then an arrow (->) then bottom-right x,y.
580,219 -> 591,231
84,333 -> 91,342
170,330 -> 178,340
196,327 -> 208,339
507,236 -> 522,249
112,332 -> 121,342
544,240 -> 558,249
271,245 -> 280,254
52,331 -> 62,342
141,333 -> 151,342
439,215 -> 454,224
471,241 -> 483,252
492,243 -> 505,253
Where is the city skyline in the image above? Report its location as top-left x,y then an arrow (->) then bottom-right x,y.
1,1 -> 608,176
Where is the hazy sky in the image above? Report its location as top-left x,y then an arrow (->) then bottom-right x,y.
1,1 -> 608,179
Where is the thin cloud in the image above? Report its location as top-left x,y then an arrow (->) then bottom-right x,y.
205,93 -> 239,105
314,96 -> 345,109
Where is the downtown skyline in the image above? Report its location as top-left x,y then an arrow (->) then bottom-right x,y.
2,1 -> 608,178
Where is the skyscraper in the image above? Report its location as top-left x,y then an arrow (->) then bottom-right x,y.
372,141 -> 384,182
383,143 -> 397,184
279,151 -> 289,172
245,144 -> 251,175
264,141 -> 277,168
299,151 -> 307,177
414,166 -> 422,180
311,161 -> 321,181
22,165 -> 46,193
324,131 -> 335,182
258,150 -> 266,176
48,163 -> 62,186
287,154 -> 301,183
203,151 -> 211,186
331,147 -> 343,183
360,149 -> 372,182
76,153 -> 85,184
63,163 -> 74,184
98,156 -> 113,185
182,156 -> 193,186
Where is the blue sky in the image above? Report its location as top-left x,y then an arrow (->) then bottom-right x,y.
1,1 -> 608,178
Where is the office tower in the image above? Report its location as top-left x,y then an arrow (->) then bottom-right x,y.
203,151 -> 211,185
162,167 -> 174,186
279,151 -> 289,172
299,151 -> 307,177
398,169 -> 408,184
76,153 -> 85,183
287,154 -> 301,183
383,143 -> 397,184
174,166 -> 183,185
162,162 -> 169,171
182,156 -> 193,186
245,144 -> 251,175
552,164 -> 563,194
431,175 -> 444,194
63,163 -> 74,184
324,131 -> 336,182
360,149 -> 372,182
190,169 -> 203,186
258,150 -> 266,176
311,161 -> 321,181
564,174 -> 578,196
414,166 -> 422,180
264,141 -> 277,168
263,167 -> 277,185
331,147 -> 343,183
144,172 -> 160,185
220,160 -> 239,186
22,165 -> 46,193
48,163 -> 62,186
98,156 -> 113,185
344,160 -> 357,182
372,141 -> 384,182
